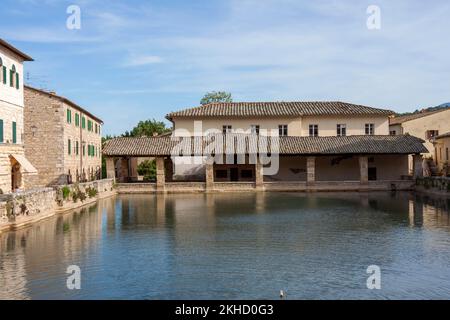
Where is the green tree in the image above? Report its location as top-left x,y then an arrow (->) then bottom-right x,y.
123,119 -> 170,137
200,91 -> 232,105
137,160 -> 156,181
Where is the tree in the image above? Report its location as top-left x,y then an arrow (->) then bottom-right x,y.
123,119 -> 170,137
137,159 -> 156,181
200,91 -> 232,105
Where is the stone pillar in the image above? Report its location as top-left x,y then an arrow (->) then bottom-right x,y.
307,156 -> 315,184
255,161 -> 264,190
156,157 -> 165,191
105,157 -> 116,181
359,156 -> 368,184
205,157 -> 214,191
413,154 -> 423,179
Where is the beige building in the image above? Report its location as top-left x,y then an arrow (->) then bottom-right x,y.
0,39 -> 37,193
104,101 -> 427,192
389,108 -> 450,157
24,86 -> 103,186
432,132 -> 450,175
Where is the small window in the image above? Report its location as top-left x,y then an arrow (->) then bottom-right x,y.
309,124 -> 318,137
76,141 -> 79,155
215,169 -> 227,179
82,116 -> 86,129
75,113 -> 80,127
390,130 -> 396,135
365,123 -> 375,135
446,148 -> 449,161
425,130 -> 439,140
278,125 -> 288,136
222,125 -> 232,134
337,124 -> 346,136
250,125 -> 260,135
68,139 -> 71,155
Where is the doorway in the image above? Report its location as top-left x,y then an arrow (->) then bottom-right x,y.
368,167 -> 377,181
230,168 -> 239,181
11,162 -> 22,192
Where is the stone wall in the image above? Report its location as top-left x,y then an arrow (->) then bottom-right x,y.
24,88 -> 65,186
0,188 -> 56,231
24,87 -> 102,187
0,178 -> 115,233
416,177 -> 450,196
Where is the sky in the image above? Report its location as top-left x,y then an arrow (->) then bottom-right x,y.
1,0 -> 449,135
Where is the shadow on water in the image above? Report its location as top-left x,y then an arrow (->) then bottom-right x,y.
1,191 -> 449,299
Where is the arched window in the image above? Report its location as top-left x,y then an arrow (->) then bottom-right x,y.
0,57 -> 5,85
9,65 -> 19,89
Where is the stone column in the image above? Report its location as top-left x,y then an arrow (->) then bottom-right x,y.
105,157 -> 116,181
156,157 -> 165,191
306,156 -> 315,184
359,156 -> 368,184
205,157 -> 214,191
255,160 -> 264,190
413,154 -> 423,179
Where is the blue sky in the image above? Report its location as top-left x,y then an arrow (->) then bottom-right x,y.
2,0 -> 449,135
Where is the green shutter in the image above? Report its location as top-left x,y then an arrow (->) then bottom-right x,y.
75,114 -> 79,126
9,70 -> 13,87
16,73 -> 19,89
2,66 -> 6,84
82,117 -> 85,129
0,119 -> 3,143
12,122 -> 17,143
68,139 -> 71,155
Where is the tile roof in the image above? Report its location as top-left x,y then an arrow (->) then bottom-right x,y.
389,108 -> 450,125
166,102 -> 394,120
0,38 -> 33,61
103,134 -> 427,157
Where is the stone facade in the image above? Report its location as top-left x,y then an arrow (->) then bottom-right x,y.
24,86 -> 103,187
0,41 -> 36,193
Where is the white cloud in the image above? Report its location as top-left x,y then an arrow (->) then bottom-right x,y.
123,54 -> 163,67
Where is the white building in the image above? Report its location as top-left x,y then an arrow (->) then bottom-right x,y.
0,39 -> 37,193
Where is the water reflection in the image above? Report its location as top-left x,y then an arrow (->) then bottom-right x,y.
1,192 -> 450,299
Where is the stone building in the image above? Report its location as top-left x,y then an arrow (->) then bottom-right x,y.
24,86 -> 103,186
0,39 -> 37,193
103,101 -> 427,192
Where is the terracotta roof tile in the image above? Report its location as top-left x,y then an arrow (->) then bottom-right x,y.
166,102 -> 394,120
103,134 -> 427,156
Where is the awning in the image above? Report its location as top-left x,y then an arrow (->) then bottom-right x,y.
9,154 -> 38,174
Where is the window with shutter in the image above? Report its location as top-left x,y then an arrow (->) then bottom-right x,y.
16,72 -> 19,89
0,119 -> 3,143
12,122 -> 17,143
2,66 -> 6,84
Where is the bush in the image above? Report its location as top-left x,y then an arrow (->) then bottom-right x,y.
137,160 -> 156,181
86,187 -> 98,198
62,186 -> 71,200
